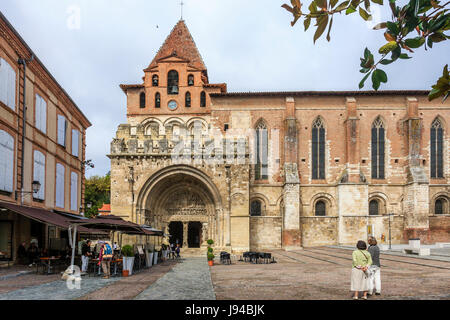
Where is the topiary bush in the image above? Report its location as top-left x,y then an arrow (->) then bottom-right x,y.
122,245 -> 134,257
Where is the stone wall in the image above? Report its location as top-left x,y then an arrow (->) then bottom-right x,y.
250,216 -> 282,250
301,217 -> 338,247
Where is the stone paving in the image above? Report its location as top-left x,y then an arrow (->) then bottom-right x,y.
135,257 -> 216,300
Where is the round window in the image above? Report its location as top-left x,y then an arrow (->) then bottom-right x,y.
168,100 -> 178,110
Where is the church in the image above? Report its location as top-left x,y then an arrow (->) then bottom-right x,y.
109,19 -> 450,252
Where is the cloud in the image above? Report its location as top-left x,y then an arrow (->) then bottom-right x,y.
0,0 -> 447,177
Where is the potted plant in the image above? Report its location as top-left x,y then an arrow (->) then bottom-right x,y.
207,239 -> 214,266
121,245 -> 135,276
153,248 -> 158,265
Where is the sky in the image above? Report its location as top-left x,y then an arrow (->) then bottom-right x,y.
0,0 -> 448,177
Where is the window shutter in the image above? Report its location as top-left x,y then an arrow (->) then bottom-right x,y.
7,62 -> 16,110
430,128 -> 436,178
0,131 -> 14,192
40,97 -> 47,134
0,58 -> 16,110
437,128 -> 443,178
371,127 -> 378,179
0,58 -> 5,105
55,164 -> 65,208
312,128 -> 318,179
33,151 -> 45,200
72,130 -> 79,157
70,172 -> 78,211
57,115 -> 66,146
255,130 -> 261,180
319,128 -> 326,179
379,127 -> 385,179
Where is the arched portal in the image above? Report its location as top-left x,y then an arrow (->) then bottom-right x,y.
136,165 -> 222,248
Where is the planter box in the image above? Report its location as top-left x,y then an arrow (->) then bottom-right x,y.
123,256 -> 135,276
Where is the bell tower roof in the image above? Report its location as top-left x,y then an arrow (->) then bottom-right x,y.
147,20 -> 207,72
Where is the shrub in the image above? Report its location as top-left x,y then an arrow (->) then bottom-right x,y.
121,245 -> 134,257
207,239 -> 214,245
207,252 -> 215,261
207,247 -> 213,253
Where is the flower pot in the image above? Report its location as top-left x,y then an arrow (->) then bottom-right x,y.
208,260 -> 214,267
147,252 -> 154,267
122,270 -> 129,277
153,252 -> 158,265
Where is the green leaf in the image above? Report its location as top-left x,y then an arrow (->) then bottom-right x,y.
380,59 -> 394,65
330,0 -> 339,8
313,15 -> 329,43
386,22 -> 399,35
372,71 -> 381,90
371,0 -> 383,4
372,69 -> 388,90
378,41 -> 398,54
335,1 -> 350,11
359,7 -> 372,21
430,32 -> 447,43
404,37 -> 425,48
346,5 -> 357,14
326,16 -> 334,41
304,16 -> 312,31
399,53 -> 412,59
359,72 -> 371,89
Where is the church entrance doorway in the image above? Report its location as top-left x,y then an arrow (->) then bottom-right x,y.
169,222 -> 183,247
188,222 -> 202,248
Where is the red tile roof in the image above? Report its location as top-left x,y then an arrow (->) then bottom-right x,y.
98,204 -> 111,213
146,20 -> 207,72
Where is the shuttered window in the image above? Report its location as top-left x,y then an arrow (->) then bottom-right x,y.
57,115 -> 67,147
0,130 -> 14,193
255,121 -> 268,180
312,118 -> 325,179
431,118 -> 444,178
72,129 -> 79,157
371,117 -> 385,179
35,94 -> 47,133
0,58 -> 16,110
70,172 -> 78,212
200,91 -> 206,107
33,151 -> 45,200
55,163 -> 65,208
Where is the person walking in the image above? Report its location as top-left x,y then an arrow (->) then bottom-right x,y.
81,240 -> 92,275
175,243 -> 181,259
170,242 -> 176,259
367,236 -> 381,296
351,240 -> 372,300
98,241 -> 113,279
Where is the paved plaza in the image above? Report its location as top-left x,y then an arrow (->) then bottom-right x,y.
0,247 -> 449,300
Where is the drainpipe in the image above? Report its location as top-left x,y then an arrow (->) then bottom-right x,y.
17,55 -> 34,204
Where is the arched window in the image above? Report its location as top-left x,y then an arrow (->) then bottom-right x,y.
188,74 -> 194,86
0,130 -> 14,193
200,91 -> 206,107
431,118 -> 444,178
372,117 -> 385,179
435,199 -> 443,214
185,92 -> 191,108
250,200 -> 262,216
155,93 -> 161,108
152,75 -> 159,87
255,121 -> 268,180
369,199 -> 379,216
167,70 -> 179,94
315,201 -> 326,216
312,118 -> 325,179
139,92 -> 146,108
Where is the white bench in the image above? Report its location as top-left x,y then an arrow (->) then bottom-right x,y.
402,248 -> 430,256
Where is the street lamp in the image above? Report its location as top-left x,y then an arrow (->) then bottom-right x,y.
16,180 -> 41,200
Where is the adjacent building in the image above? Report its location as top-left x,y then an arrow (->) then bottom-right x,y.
0,11 -> 91,262
110,20 -> 449,252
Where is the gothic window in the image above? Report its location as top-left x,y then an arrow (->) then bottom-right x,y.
250,200 -> 262,216
315,200 -> 326,216
185,92 -> 191,108
139,92 -> 146,108
152,75 -> 159,87
188,74 -> 194,86
155,93 -> 161,108
430,118 -> 444,178
371,117 -> 385,179
369,199 -> 379,216
255,120 -> 268,180
312,117 -> 325,179
200,91 -> 206,107
167,70 -> 179,94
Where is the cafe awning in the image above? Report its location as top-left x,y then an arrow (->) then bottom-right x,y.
0,202 -> 106,234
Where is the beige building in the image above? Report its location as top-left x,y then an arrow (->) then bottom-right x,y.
110,20 -> 450,252
0,12 -> 91,262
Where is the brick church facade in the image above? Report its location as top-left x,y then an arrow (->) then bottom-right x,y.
109,20 -> 450,252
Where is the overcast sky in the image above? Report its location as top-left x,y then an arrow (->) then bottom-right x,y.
0,0 -> 447,177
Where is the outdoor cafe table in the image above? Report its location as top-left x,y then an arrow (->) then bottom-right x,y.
39,257 -> 60,274
91,258 -> 122,277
